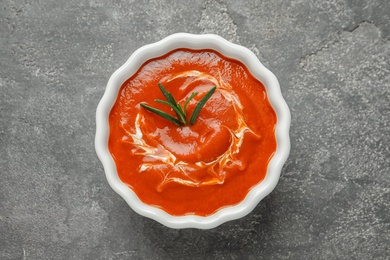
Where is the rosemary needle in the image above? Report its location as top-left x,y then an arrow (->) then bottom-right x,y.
189,86 -> 216,125
140,103 -> 183,126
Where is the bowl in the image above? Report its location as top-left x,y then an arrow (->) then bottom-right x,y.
95,33 -> 290,229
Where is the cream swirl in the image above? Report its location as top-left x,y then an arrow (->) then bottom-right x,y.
122,70 -> 259,191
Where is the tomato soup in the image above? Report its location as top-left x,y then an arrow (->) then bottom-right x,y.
108,49 -> 277,216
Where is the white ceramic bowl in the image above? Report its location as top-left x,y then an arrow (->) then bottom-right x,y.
95,33 -> 291,229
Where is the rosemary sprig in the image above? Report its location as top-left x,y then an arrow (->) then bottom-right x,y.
140,83 -> 216,126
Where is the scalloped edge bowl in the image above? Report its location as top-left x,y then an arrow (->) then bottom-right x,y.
95,33 -> 291,229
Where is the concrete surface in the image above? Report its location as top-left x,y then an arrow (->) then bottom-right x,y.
1,0 -> 389,259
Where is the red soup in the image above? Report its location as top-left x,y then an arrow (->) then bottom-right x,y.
108,49 -> 277,216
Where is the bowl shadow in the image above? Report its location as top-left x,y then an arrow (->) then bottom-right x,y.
138,194 -> 279,258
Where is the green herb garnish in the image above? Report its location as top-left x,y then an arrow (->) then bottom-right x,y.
141,83 -> 216,126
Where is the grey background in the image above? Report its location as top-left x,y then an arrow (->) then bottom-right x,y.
1,0 -> 389,259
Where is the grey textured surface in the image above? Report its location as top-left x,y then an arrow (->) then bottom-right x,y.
1,0 -> 389,259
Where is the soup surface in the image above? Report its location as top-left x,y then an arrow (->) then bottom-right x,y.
109,49 -> 277,216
